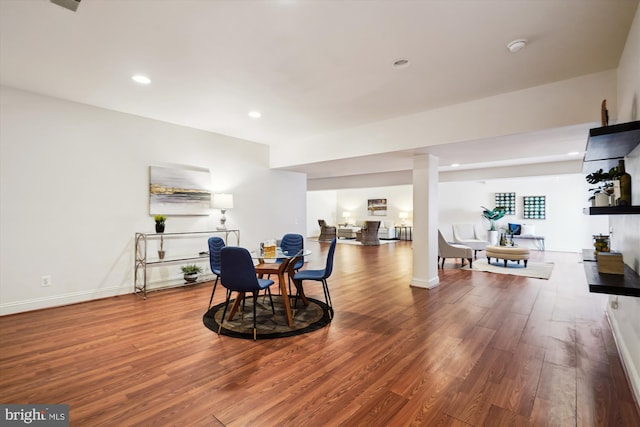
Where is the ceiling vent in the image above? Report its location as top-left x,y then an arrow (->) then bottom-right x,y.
50,0 -> 81,12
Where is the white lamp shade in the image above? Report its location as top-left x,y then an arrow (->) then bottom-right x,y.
213,193 -> 234,209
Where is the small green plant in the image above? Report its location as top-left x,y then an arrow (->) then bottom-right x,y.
481,206 -> 506,231
181,264 -> 202,274
586,167 -> 619,201
154,215 -> 167,224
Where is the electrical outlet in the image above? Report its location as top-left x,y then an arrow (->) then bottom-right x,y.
610,299 -> 618,309
41,275 -> 52,287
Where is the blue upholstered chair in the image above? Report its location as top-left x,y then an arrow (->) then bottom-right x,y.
293,238 -> 337,318
207,237 -> 225,309
218,247 -> 276,340
278,233 -> 304,271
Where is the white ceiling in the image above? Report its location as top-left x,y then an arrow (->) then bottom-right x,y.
1,0 -> 637,180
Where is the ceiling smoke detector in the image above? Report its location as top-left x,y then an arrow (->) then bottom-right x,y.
50,0 -> 81,12
507,39 -> 527,53
392,58 -> 410,69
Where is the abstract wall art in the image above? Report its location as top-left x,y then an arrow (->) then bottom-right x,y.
149,166 -> 211,215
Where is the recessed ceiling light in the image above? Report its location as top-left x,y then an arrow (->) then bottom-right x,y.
132,75 -> 151,84
248,111 -> 262,119
392,58 -> 410,69
507,39 -> 527,53
451,163 -> 460,167
568,151 -> 580,156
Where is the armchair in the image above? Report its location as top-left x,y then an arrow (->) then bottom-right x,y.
452,224 -> 488,258
438,230 -> 473,268
318,219 -> 337,242
360,220 -> 381,246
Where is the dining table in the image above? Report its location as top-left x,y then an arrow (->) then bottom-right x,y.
226,247 -> 311,327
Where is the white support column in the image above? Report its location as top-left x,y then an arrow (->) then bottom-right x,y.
411,154 -> 440,289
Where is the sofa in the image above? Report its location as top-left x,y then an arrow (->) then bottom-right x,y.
377,221 -> 396,239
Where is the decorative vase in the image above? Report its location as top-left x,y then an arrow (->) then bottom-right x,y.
155,223 -> 165,233
593,192 -> 610,207
184,273 -> 198,283
616,159 -> 632,206
488,230 -> 498,245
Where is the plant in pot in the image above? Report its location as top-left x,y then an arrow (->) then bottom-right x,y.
154,215 -> 166,233
181,264 -> 203,283
481,206 -> 506,244
586,167 -> 618,207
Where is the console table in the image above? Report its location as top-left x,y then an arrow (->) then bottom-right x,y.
512,234 -> 545,250
394,225 -> 412,241
134,229 -> 240,298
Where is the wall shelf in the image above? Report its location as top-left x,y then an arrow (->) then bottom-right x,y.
583,206 -> 640,215
582,249 -> 640,297
582,120 -> 640,174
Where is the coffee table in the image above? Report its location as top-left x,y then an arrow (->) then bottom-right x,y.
485,245 -> 530,267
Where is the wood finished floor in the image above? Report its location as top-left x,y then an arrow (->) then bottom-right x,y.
1,241 -> 639,426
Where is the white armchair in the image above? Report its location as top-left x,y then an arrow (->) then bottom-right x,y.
438,230 -> 473,268
452,224 -> 488,258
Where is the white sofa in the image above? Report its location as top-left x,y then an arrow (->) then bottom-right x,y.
378,221 -> 396,239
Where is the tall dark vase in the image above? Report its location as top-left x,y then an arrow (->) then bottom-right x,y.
616,159 -> 632,206
155,223 -> 165,233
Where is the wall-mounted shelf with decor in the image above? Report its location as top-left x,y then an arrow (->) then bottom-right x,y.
582,121 -> 639,214
582,120 -> 640,174
582,250 -> 640,297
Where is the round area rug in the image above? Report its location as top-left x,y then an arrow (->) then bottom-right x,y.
203,295 -> 332,339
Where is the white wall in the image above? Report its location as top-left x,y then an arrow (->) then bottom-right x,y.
608,4 -> 640,405
306,190 -> 336,237
307,174 -> 608,252
337,185 -> 413,226
439,175 -> 609,251
0,86 -> 307,315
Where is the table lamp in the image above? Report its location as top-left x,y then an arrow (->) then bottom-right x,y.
399,211 -> 409,225
342,211 -> 351,226
213,193 -> 234,230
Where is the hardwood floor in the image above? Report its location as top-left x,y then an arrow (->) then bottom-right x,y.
1,240 -> 639,426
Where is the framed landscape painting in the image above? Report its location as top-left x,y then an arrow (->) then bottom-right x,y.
367,198 -> 387,216
149,166 -> 211,215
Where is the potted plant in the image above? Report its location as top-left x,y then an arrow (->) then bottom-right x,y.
181,264 -> 202,283
154,215 -> 166,233
481,206 -> 506,244
586,167 -> 618,207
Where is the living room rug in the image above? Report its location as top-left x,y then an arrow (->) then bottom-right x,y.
203,295 -> 332,339
463,259 -> 554,279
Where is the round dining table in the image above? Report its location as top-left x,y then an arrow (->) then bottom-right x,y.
226,247 -> 311,328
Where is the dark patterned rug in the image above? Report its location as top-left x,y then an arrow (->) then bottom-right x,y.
203,295 -> 332,339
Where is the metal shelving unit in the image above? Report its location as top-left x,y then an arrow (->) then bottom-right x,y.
134,229 -> 240,298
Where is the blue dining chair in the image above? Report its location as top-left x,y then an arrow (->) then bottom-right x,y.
219,247 -> 275,340
278,233 -> 304,271
207,236 -> 225,309
293,238 -> 336,318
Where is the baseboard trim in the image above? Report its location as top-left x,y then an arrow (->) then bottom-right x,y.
410,276 -> 440,289
0,285 -> 131,316
606,305 -> 640,410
